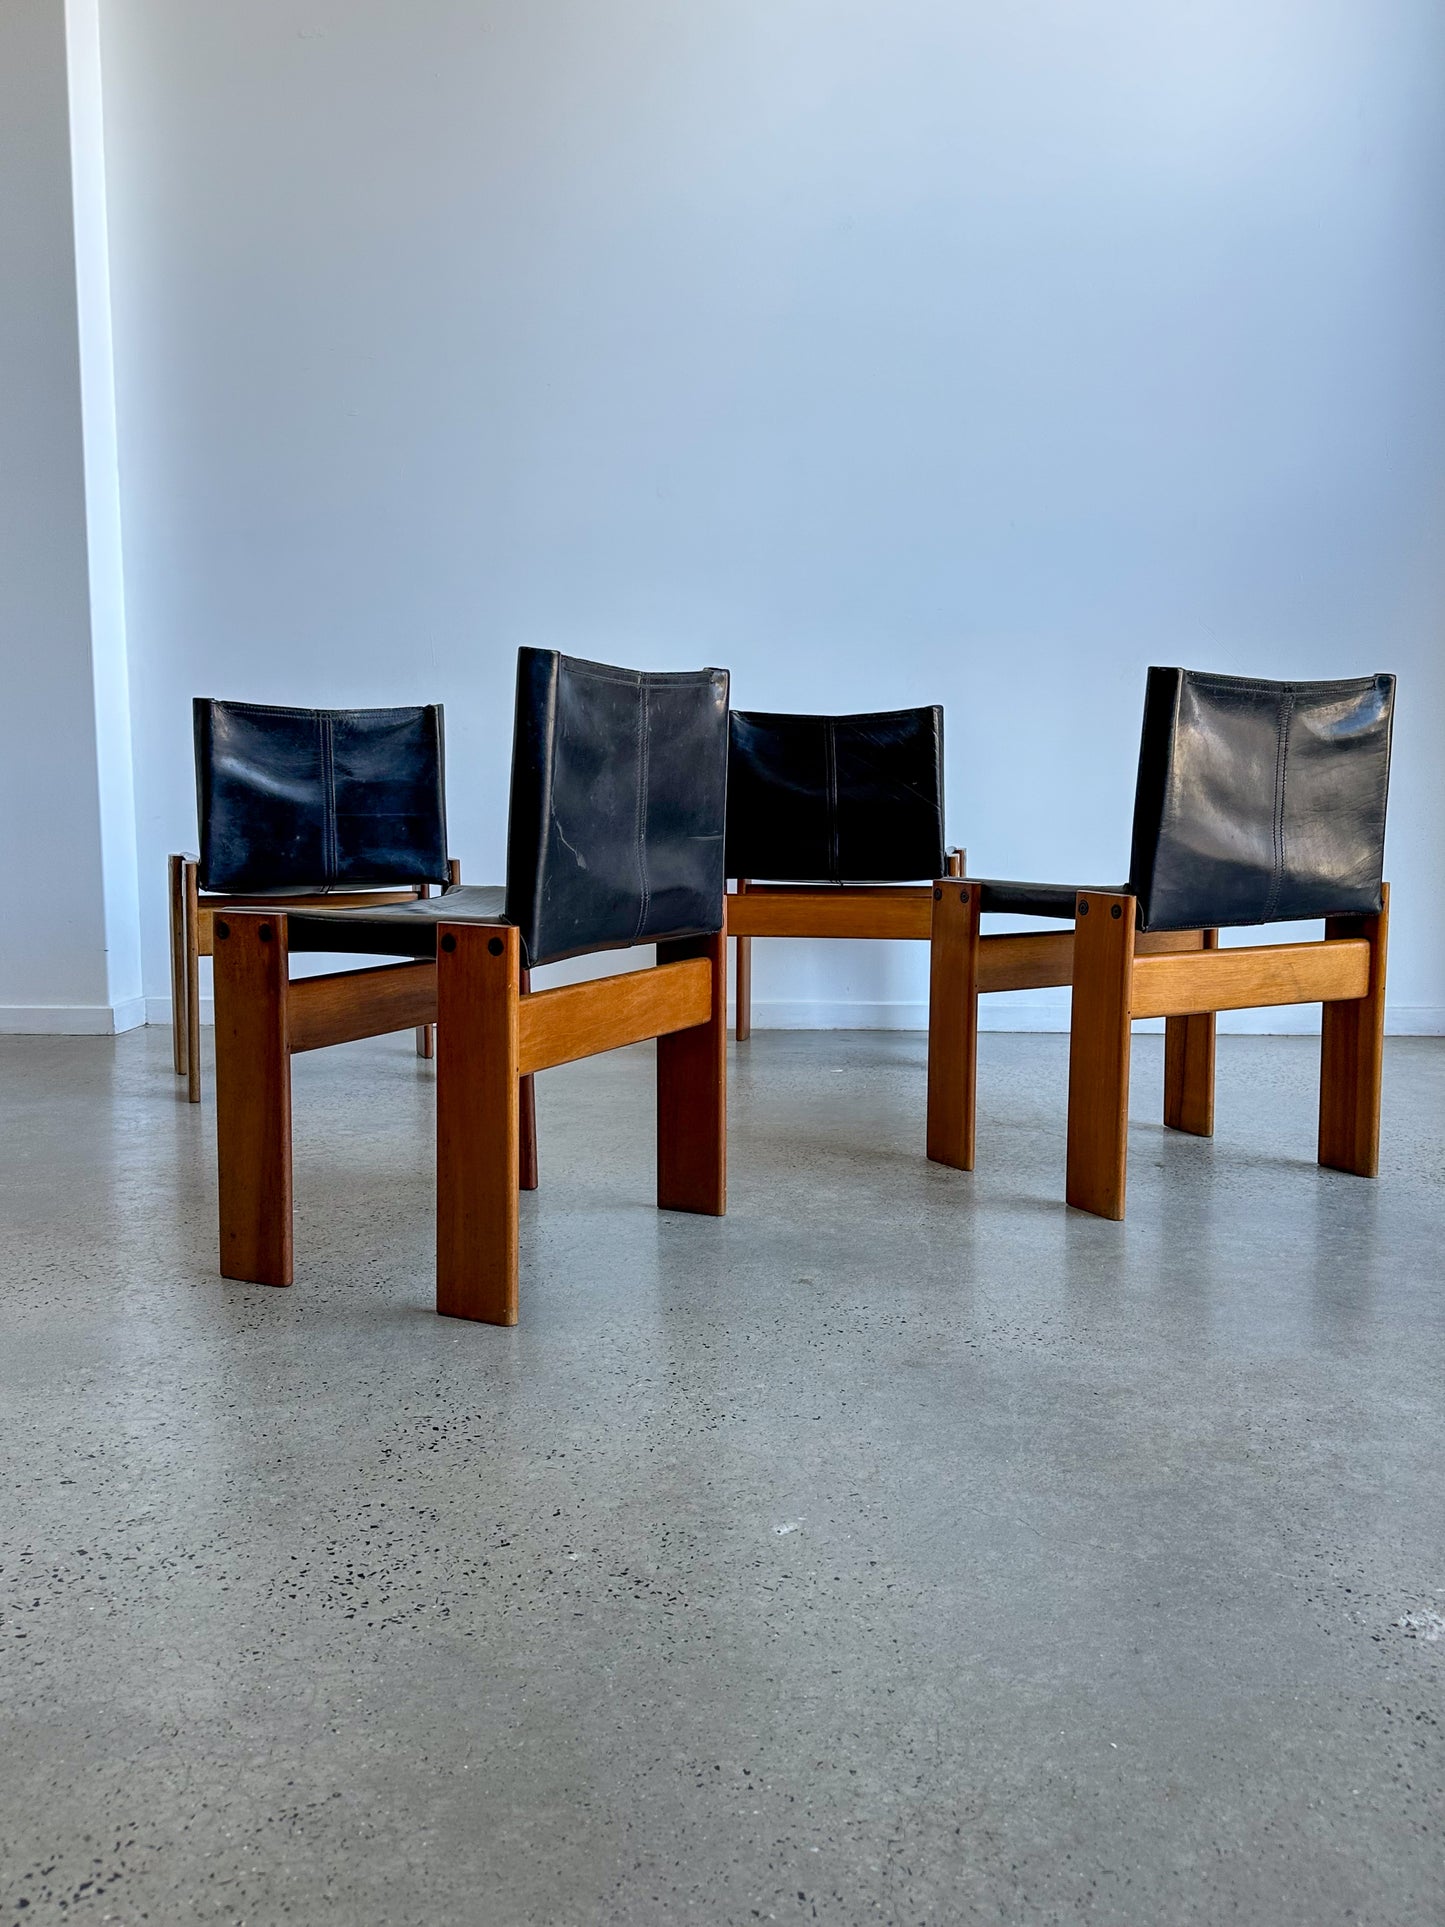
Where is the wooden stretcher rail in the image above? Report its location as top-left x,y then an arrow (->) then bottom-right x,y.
1130,938 -> 1371,1021
287,961 -> 437,1053
726,891 -> 932,941
974,926 -> 1208,995
518,958 -> 712,1075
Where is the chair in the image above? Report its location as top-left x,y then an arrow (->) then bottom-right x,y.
170,699 -> 462,1104
723,706 -> 963,1031
926,668 -> 1395,1217
211,649 -> 730,1325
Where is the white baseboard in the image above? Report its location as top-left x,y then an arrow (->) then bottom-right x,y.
127,994 -> 1445,1039
740,998 -> 1445,1037
0,997 -> 146,1036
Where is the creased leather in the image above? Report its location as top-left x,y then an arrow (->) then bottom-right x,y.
726,706 -> 945,882
969,668 -> 1394,933
194,699 -> 449,893
506,650 -> 730,968
287,884 -> 507,955
1128,669 -> 1394,931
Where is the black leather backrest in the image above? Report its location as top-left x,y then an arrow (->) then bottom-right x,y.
504,650 -> 730,969
194,699 -> 449,893
725,706 -> 945,882
1128,668 -> 1394,932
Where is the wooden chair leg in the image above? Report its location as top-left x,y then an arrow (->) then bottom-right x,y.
926,880 -> 981,1170
657,932 -> 727,1215
735,879 -> 751,1041
168,854 -> 188,1077
436,923 -> 521,1324
1163,930 -> 1217,1136
184,859 -> 202,1103
1319,883 -> 1389,1178
1066,892 -> 1137,1220
414,883 -> 434,1058
517,967 -> 539,1191
214,911 -> 293,1286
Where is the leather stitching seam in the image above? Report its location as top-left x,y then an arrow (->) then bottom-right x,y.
1262,688 -> 1293,923
633,681 -> 650,943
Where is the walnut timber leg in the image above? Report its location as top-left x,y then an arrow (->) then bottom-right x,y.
1066,893 -> 1137,1220
656,932 -> 727,1215
214,911 -> 294,1287
168,854 -> 187,1078
1163,930 -> 1218,1137
436,923 -> 521,1325
1319,884 -> 1389,1179
926,881 -> 981,1170
184,859 -> 202,1104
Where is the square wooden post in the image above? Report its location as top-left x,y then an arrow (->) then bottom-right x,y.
518,968 -> 539,1192
214,909 -> 294,1286
1163,929 -> 1218,1137
1066,891 -> 1137,1220
436,922 -> 521,1325
168,854 -> 188,1078
657,932 -> 727,1215
734,881 -> 752,1042
926,880 -> 981,1170
1319,883 -> 1389,1178
184,858 -> 202,1103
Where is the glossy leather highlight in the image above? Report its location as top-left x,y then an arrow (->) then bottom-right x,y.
1129,669 -> 1394,931
970,668 -> 1394,933
506,650 -> 730,967
287,652 -> 730,970
194,699 -> 449,893
726,706 -> 945,883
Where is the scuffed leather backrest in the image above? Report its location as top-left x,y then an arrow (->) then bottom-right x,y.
504,650 -> 730,969
725,707 -> 945,882
194,700 -> 449,893
1128,668 -> 1394,932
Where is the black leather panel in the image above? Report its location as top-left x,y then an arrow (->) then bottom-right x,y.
1128,669 -> 1394,932
195,699 -> 449,893
977,879 -> 1120,919
725,706 -> 945,882
505,650 -> 730,969
285,884 -> 506,957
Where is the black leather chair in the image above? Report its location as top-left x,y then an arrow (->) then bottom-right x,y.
927,669 -> 1395,1217
170,700 -> 459,1103
723,706 -> 962,1037
212,650 -> 730,1325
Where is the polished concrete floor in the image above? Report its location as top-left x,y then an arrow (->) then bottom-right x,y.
2,1025 -> 1443,1927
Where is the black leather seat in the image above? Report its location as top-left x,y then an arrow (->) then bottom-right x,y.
726,706 -> 945,882
973,670 -> 1393,928
289,651 -> 729,964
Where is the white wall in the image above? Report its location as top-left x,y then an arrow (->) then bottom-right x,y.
0,0 -> 141,1032
32,1 -> 1445,1028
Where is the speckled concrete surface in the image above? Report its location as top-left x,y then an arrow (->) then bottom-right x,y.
1,1025 -> 1442,1927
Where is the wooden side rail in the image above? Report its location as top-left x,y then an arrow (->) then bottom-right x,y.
518,958 -> 713,1075
287,961 -> 437,1053
727,890 -> 934,941
1129,937 -> 1372,1020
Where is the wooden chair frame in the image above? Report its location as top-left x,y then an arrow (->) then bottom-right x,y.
728,851 -> 965,1039
925,879 -> 1389,1218
168,855 -> 461,1103
212,910 -> 725,1325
